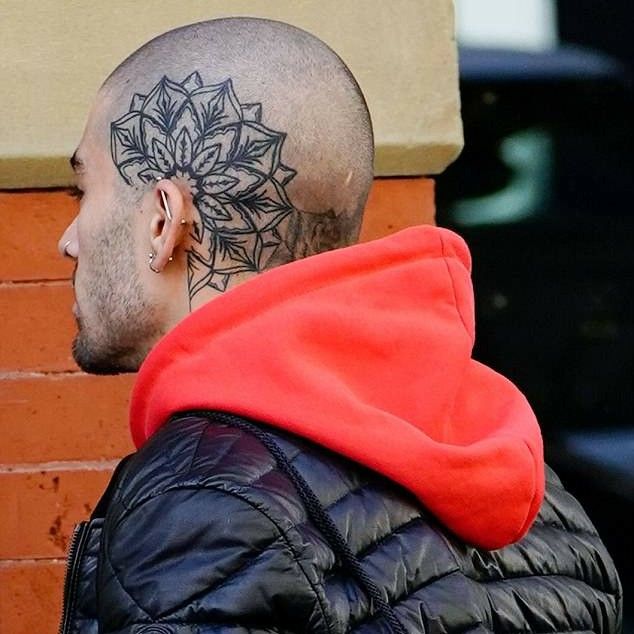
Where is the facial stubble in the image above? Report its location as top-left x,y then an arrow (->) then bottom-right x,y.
71,209 -> 160,374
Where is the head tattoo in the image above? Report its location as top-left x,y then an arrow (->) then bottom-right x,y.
110,72 -> 297,299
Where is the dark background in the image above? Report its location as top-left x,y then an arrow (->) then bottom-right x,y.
437,1 -> 632,625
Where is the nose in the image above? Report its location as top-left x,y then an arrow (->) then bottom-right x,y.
58,218 -> 79,258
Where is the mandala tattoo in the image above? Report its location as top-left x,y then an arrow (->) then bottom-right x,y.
110,72 -> 297,302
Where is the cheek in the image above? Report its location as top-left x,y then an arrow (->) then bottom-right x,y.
72,264 -> 91,311
74,210 -> 102,298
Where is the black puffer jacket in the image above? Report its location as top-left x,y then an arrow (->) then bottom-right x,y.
60,411 -> 622,633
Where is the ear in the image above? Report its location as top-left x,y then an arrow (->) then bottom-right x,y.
148,179 -> 190,272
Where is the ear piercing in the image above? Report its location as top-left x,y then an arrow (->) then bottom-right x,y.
63,240 -> 72,256
148,252 -> 175,273
151,179 -> 185,273
155,178 -> 173,222
156,178 -> 189,226
158,189 -> 173,222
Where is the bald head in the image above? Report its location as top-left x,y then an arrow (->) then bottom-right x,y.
93,18 -> 373,299
61,18 -> 373,374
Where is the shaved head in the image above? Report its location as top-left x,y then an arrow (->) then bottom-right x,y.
97,18 -> 373,300
63,18 -> 374,374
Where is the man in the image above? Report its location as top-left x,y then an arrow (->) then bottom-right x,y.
57,17 -> 621,634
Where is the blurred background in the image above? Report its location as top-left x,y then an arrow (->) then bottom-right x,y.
442,0 -> 633,626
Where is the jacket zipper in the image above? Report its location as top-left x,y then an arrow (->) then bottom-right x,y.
58,521 -> 90,634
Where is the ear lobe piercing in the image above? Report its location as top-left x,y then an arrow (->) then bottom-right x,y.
148,252 -> 160,274
63,240 -> 72,256
149,252 -> 174,273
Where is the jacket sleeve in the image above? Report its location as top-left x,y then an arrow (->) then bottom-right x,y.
98,484 -> 334,633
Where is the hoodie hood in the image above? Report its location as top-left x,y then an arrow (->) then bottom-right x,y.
130,225 -> 544,549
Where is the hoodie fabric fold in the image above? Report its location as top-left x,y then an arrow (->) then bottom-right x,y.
130,225 -> 544,549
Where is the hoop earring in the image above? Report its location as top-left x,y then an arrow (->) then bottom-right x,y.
148,252 -> 160,274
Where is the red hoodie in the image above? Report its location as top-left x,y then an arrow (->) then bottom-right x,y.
130,225 -> 544,550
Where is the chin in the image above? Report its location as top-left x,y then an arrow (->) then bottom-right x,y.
72,333 -> 142,375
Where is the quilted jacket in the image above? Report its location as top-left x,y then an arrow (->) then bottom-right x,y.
60,411 -> 622,633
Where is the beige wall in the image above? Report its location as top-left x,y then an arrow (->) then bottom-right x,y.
0,0 -> 462,187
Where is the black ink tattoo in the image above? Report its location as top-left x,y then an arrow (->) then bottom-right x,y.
287,209 -> 357,260
110,72 -> 297,302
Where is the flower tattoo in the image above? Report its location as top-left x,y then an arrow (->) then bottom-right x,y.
110,72 -> 297,300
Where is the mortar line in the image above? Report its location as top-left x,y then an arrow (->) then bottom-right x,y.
0,370 -> 86,380
0,459 -> 122,473
0,557 -> 67,565
0,278 -> 71,287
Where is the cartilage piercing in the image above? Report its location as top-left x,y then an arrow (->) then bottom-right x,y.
158,189 -> 173,222
155,177 -> 173,222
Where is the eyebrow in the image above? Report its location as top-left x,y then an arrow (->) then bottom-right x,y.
70,151 -> 84,173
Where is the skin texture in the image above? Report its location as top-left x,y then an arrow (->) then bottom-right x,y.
58,17 -> 373,374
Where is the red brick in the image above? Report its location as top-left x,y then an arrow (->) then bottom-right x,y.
0,467 -> 114,559
0,282 -> 77,372
0,559 -> 65,634
361,177 -> 435,242
0,373 -> 135,463
0,190 -> 76,282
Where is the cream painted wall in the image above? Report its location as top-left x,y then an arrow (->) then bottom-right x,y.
0,0 -> 462,187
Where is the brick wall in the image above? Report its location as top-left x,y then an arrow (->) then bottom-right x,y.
0,178 -> 434,632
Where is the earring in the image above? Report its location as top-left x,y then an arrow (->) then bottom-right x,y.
148,252 -> 160,274
159,189 -> 173,222
156,178 -> 173,222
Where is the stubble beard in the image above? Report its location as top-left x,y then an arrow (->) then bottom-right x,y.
72,313 -> 143,375
71,212 -> 160,375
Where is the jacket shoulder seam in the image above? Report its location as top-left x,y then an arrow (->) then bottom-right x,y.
108,481 -> 334,631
